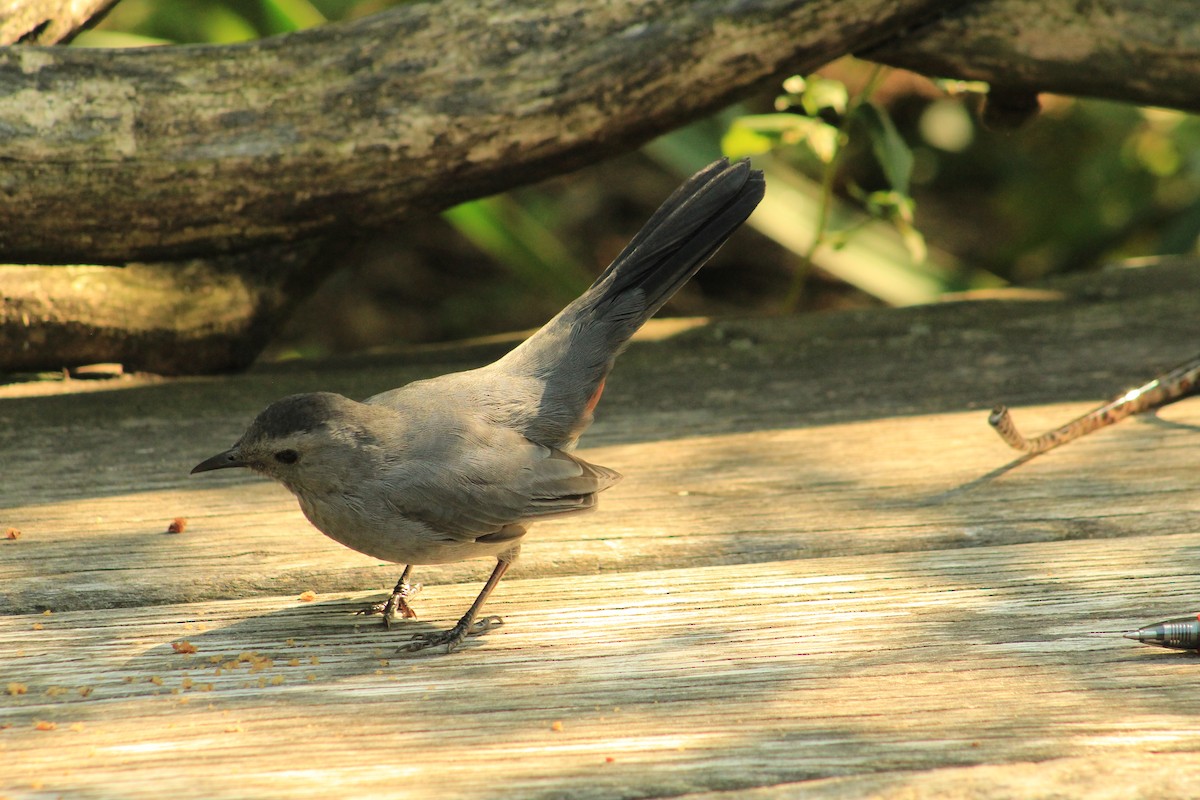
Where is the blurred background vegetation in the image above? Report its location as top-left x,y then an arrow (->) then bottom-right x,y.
77,0 -> 1200,359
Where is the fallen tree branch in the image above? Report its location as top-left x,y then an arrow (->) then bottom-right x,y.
0,0 -> 964,264
0,242 -> 322,374
4,0 -> 1198,374
3,0 -> 1197,267
866,0 -> 1200,113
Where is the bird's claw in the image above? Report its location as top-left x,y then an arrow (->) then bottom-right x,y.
398,615 -> 503,654
356,582 -> 423,628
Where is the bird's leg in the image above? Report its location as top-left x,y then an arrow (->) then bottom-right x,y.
399,549 -> 517,654
356,565 -> 422,628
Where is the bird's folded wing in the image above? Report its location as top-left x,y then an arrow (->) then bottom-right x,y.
386,438 -> 622,542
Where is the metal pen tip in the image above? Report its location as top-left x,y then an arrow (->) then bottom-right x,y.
1122,616 -> 1200,649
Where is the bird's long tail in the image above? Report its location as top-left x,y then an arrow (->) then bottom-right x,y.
497,158 -> 765,445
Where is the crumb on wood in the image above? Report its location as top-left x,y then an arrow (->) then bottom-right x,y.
167,517 -> 187,534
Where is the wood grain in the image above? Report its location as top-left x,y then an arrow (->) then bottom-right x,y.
6,399 -> 1200,615
4,258 -> 1200,796
2,537 -> 1200,798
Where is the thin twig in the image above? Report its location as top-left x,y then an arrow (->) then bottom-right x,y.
989,353 -> 1200,454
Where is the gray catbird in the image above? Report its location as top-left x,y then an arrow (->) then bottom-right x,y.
192,158 -> 765,652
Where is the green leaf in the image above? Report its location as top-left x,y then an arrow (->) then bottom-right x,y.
196,6 -> 259,43
720,124 -> 776,158
854,103 -> 913,195
729,113 -> 812,134
934,78 -> 991,95
442,196 -> 591,300
781,75 -> 807,95
70,30 -> 174,48
801,76 -> 849,117
260,0 -> 327,34
803,122 -> 839,164
863,191 -> 925,263
725,114 -> 841,163
895,217 -> 928,264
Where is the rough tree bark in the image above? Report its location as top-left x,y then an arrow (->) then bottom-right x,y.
0,0 -> 970,264
2,0 -> 1195,265
0,0 -> 118,45
0,242 -> 323,375
867,0 -> 1200,113
1,0 -> 1197,373
1,0 -> 965,373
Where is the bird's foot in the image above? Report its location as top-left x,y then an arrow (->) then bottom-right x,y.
398,615 -> 503,654
356,582 -> 423,629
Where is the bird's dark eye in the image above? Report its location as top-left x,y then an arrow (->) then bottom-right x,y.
274,449 -> 300,465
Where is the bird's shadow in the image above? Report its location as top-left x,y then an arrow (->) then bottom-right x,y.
114,596 -> 491,689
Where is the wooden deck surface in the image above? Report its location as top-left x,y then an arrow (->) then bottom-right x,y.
5,257 -> 1200,797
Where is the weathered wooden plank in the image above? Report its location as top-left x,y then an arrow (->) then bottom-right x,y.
683,756 -> 1200,799
2,259 -> 1200,613
2,534 -> 1200,798
5,257 -> 1200,797
5,395 -> 1200,615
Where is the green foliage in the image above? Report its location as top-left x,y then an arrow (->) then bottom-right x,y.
74,7 -> 1200,320
932,100 -> 1200,281
259,0 -> 329,34
854,103 -> 912,196
721,66 -> 954,307
724,114 -> 840,162
74,0 -> 398,45
722,59 -> 1200,306
441,196 -> 592,303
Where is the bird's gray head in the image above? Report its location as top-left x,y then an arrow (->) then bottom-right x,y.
191,392 -> 383,490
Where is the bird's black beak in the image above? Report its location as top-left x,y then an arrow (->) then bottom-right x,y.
190,448 -> 247,474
